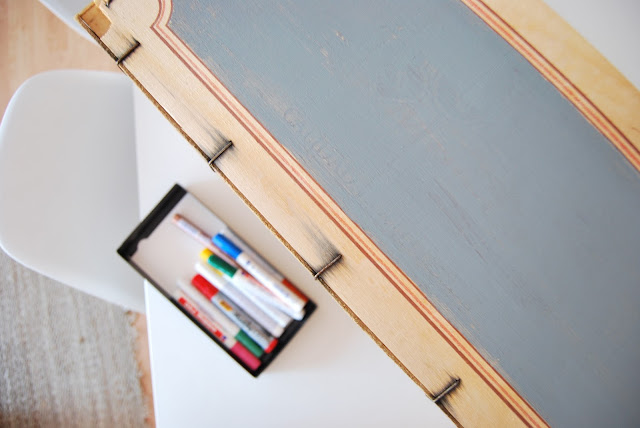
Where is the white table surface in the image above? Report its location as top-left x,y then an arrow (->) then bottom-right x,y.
133,2 -> 639,426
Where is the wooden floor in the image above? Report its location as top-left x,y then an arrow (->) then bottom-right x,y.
0,1 -> 119,114
0,1 -> 154,426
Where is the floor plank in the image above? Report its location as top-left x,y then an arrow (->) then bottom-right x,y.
0,0 -> 117,116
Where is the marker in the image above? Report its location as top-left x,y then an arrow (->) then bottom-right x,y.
213,233 -> 308,312
200,249 -> 292,328
219,229 -> 309,305
177,279 -> 264,358
202,249 -> 304,321
220,229 -> 309,304
172,214 -> 239,268
195,262 -> 285,337
191,272 -> 278,353
173,289 -> 261,371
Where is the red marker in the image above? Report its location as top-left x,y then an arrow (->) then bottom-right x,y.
191,274 -> 278,353
178,279 -> 264,358
173,289 -> 261,371
195,261 -> 285,337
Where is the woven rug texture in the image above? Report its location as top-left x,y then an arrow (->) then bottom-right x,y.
0,249 -> 147,427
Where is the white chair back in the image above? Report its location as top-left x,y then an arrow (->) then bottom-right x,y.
0,70 -> 144,312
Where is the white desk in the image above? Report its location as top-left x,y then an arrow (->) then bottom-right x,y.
133,2 -> 639,426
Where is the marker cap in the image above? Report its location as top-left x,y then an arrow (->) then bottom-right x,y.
207,253 -> 237,278
236,330 -> 264,358
230,342 -> 261,371
213,234 -> 242,259
200,248 -> 214,262
264,338 -> 278,354
191,274 -> 219,300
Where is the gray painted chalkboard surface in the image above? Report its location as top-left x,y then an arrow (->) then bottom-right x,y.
170,1 -> 640,425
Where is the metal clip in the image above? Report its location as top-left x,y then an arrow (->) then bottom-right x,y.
207,141 -> 234,168
432,378 -> 460,403
313,254 -> 342,280
116,40 -> 140,65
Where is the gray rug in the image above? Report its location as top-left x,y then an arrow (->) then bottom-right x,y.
0,249 -> 148,427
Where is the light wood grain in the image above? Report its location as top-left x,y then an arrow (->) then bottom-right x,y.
79,0 -> 640,426
0,3 -> 153,426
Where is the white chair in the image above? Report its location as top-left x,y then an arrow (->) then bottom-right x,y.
0,70 -> 145,313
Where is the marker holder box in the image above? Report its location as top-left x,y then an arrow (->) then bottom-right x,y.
117,184 -> 316,377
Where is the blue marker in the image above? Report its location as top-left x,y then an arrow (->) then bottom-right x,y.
213,233 -> 308,313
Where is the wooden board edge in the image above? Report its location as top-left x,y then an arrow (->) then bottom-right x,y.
469,0 -> 640,170
76,2 -> 112,40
